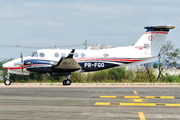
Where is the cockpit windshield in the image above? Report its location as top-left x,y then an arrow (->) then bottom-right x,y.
31,52 -> 38,57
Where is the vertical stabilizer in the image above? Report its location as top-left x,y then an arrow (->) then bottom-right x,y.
134,25 -> 175,56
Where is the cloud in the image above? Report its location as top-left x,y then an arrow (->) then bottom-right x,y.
0,0 -> 180,59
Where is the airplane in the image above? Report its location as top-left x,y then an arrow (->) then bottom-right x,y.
2,25 -> 175,86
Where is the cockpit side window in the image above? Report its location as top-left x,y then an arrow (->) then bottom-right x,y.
31,52 -> 38,57
39,52 -> 45,57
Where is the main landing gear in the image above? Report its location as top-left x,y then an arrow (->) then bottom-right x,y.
63,75 -> 71,86
4,70 -> 11,86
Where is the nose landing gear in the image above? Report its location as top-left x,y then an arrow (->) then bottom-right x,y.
4,70 -> 11,86
4,78 -> 11,86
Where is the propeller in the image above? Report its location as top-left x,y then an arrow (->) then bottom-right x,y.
20,52 -> 24,74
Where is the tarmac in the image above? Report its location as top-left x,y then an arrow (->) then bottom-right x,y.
1,82 -> 180,87
0,83 -> 180,119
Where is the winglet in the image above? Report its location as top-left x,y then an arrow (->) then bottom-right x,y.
66,49 -> 75,58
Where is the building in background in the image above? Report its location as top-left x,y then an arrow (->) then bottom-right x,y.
125,65 -> 142,71
88,44 -> 111,50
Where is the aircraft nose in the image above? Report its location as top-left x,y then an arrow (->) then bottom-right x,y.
2,58 -> 23,70
2,62 -> 9,69
2,60 -> 15,70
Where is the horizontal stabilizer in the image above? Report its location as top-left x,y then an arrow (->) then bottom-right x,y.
144,25 -> 175,29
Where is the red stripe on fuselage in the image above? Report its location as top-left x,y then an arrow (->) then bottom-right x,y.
3,64 -> 42,70
3,59 -> 142,70
3,67 -> 26,70
76,58 -> 142,62
95,58 -> 141,62
144,31 -> 168,34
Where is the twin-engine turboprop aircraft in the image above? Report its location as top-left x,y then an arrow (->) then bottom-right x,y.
2,25 -> 175,86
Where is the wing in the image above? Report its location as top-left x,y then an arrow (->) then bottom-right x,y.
52,49 -> 81,72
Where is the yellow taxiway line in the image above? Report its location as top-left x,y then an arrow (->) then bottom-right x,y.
94,102 -> 180,106
100,96 -> 175,99
133,91 -> 138,94
138,112 -> 146,120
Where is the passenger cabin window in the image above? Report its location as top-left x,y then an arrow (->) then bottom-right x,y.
39,52 -> 45,57
81,53 -> 85,58
61,53 -> 66,58
74,53 -> 79,58
54,53 -> 59,57
31,52 -> 38,57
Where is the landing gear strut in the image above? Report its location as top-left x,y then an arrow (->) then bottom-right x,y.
4,70 -> 11,86
63,75 -> 71,85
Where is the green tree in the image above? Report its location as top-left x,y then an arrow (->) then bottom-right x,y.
144,63 -> 154,82
153,63 -> 158,68
0,59 -> 13,81
108,68 -> 125,82
157,40 -> 180,81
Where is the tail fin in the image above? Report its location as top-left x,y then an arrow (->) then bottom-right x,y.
134,25 -> 175,56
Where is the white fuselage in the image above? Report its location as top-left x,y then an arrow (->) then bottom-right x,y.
3,25 -> 175,76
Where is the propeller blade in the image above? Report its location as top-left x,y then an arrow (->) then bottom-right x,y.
20,52 -> 23,63
20,52 -> 24,74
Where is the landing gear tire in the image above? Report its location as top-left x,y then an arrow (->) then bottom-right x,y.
4,79 -> 11,86
63,79 -> 71,86
63,80 -> 66,85
66,79 -> 71,85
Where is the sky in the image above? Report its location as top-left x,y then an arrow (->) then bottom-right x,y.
0,0 -> 180,60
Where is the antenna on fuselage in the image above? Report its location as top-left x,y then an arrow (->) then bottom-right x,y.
20,52 -> 24,74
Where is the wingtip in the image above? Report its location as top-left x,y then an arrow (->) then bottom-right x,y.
67,49 -> 75,58
71,49 -> 75,53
